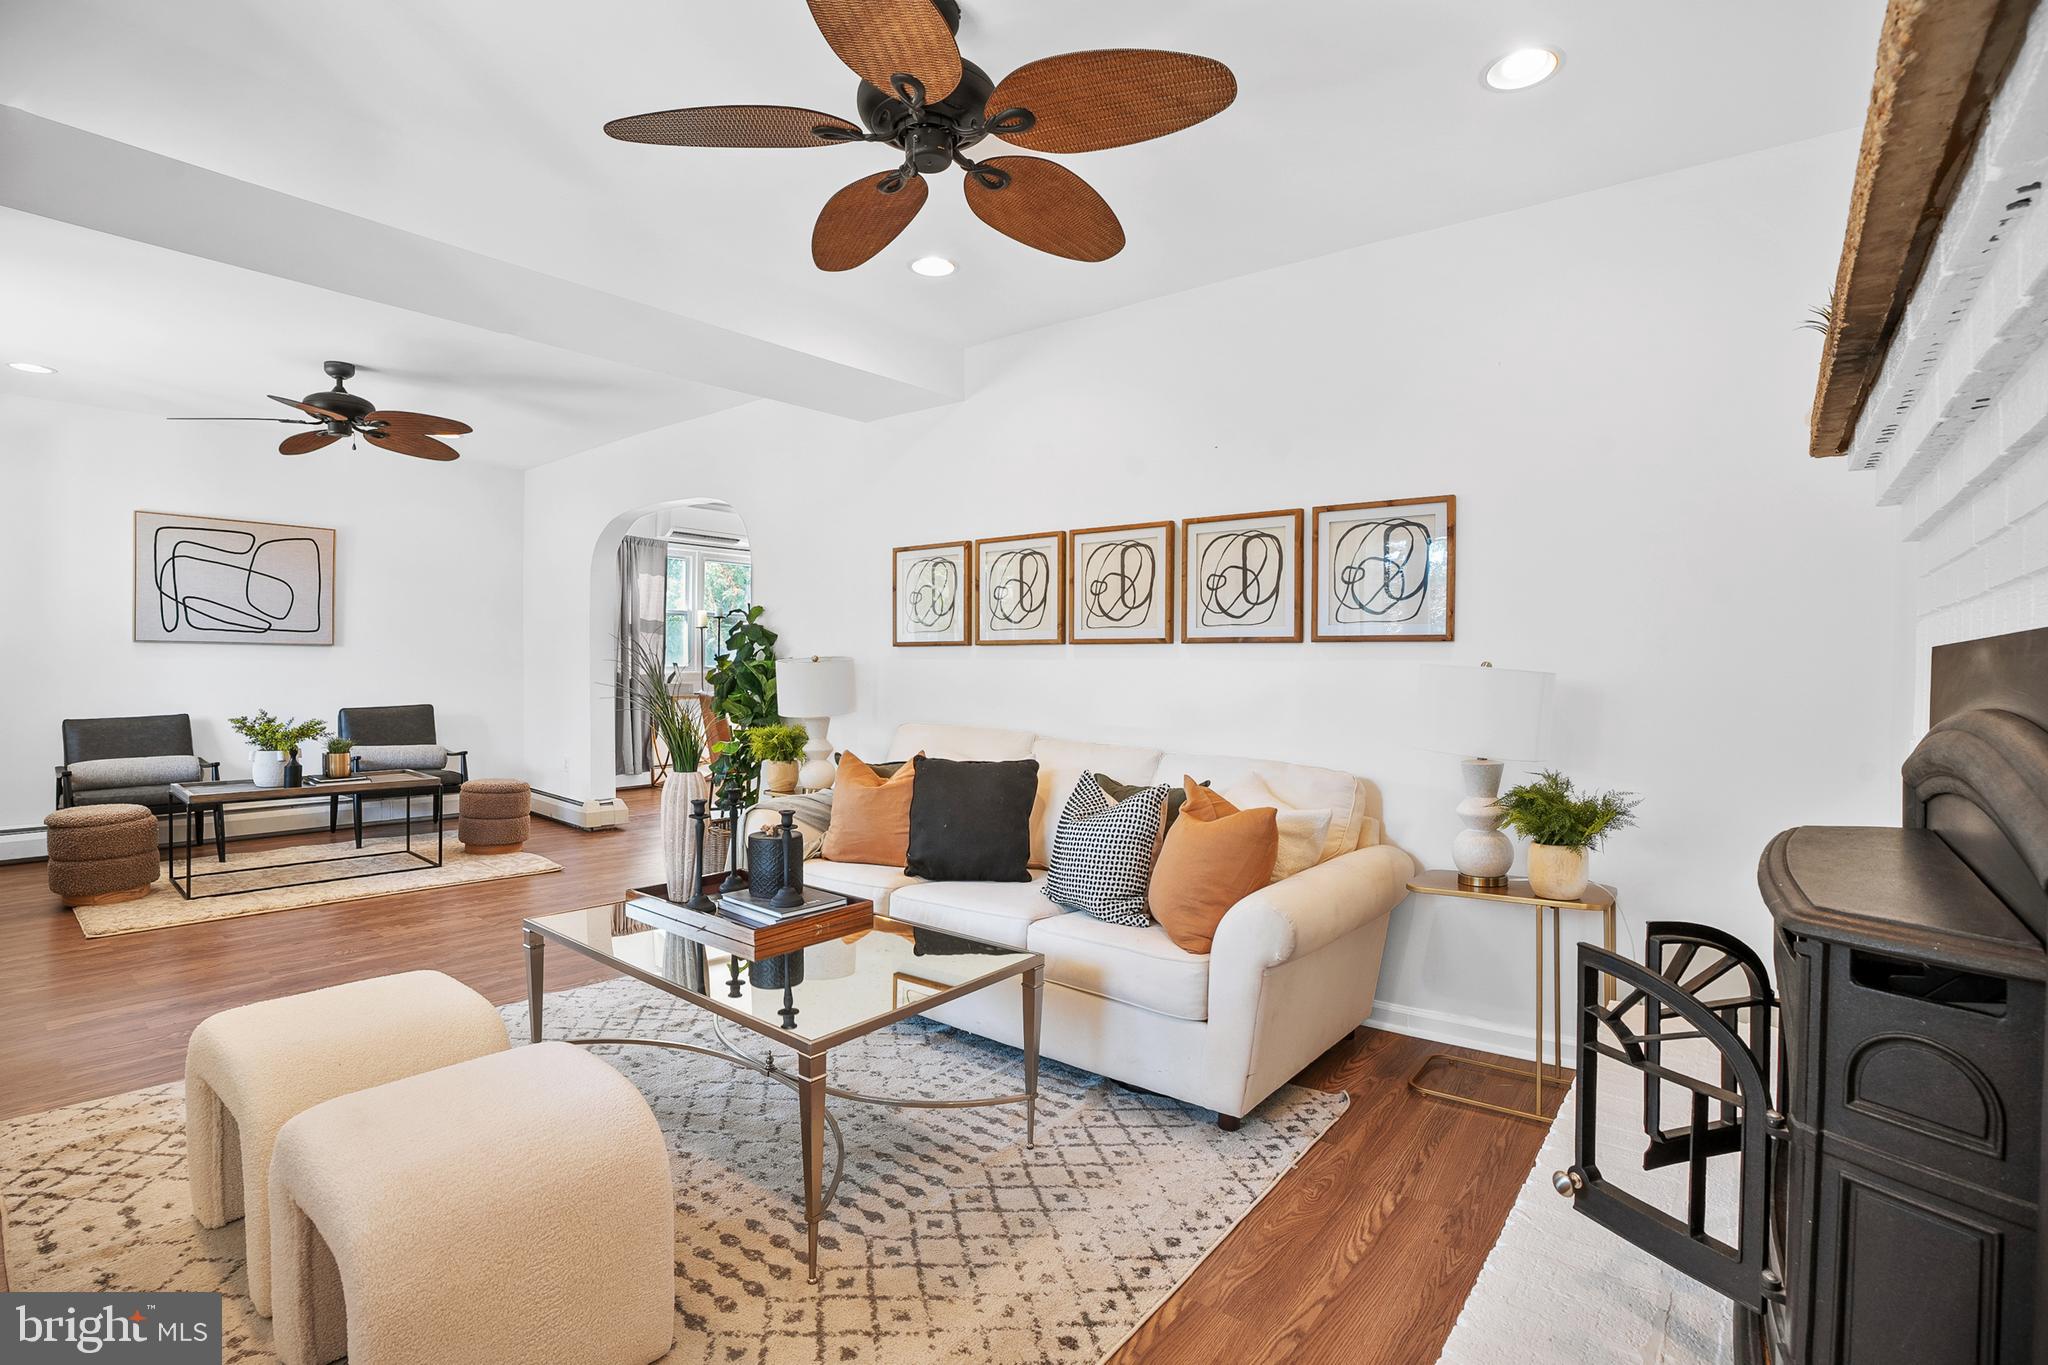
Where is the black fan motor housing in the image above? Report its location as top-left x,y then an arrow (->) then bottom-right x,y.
857,59 -> 994,150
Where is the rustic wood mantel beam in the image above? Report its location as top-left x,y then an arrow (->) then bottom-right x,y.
1809,0 -> 2037,458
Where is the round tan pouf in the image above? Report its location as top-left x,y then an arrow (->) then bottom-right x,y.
46,804 -> 160,907
459,780 -> 530,854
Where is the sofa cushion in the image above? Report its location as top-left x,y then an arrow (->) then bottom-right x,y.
353,743 -> 449,774
67,754 -> 203,791
1027,912 -> 1211,1022
802,860 -> 924,914
1224,774 -> 1334,882
905,756 -> 1039,882
820,752 -> 917,866
1041,773 -> 1170,927
1026,737 -> 1165,868
1152,781 -> 1280,954
887,723 -> 1037,763
890,876 -> 1063,949
1151,751 -> 1367,860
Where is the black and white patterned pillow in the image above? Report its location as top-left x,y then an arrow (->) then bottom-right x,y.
1042,771 -> 1171,926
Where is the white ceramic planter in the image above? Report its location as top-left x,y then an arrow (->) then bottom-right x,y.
1527,843 -> 1590,901
661,770 -> 710,901
249,750 -> 288,789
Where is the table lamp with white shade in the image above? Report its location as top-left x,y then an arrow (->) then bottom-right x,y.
1414,662 -> 1555,888
776,654 -> 855,790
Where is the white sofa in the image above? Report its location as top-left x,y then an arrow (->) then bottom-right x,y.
777,722 -> 1414,1126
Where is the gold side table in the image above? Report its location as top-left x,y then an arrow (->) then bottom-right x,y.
1403,869 -> 1618,1123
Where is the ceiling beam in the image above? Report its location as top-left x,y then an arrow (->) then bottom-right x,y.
1808,0 -> 2038,457
0,106 -> 960,422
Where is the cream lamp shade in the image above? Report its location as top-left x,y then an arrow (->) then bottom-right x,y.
1414,662 -> 1553,762
777,655 -> 855,720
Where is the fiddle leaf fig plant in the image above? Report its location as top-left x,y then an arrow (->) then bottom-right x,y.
1496,770 -> 1640,851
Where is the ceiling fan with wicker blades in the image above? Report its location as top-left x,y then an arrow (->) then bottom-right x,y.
604,0 -> 1236,270
167,361 -> 473,460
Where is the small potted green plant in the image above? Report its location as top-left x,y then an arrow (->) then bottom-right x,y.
228,710 -> 330,788
747,723 -> 811,797
1495,770 -> 1640,900
323,737 -> 355,779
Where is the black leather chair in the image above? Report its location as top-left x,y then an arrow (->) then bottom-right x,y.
329,705 -> 469,835
56,713 -> 223,859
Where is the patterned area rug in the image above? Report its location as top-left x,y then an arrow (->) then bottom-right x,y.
72,834 -> 561,937
0,977 -> 1344,1363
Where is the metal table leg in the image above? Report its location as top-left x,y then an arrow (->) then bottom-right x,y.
352,794 -> 364,848
523,929 -> 545,1045
797,1051 -> 827,1282
1023,965 -> 1044,1147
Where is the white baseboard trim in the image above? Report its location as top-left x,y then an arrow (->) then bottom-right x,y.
0,794 -> 458,864
1366,998 -> 1576,1064
531,788 -> 631,830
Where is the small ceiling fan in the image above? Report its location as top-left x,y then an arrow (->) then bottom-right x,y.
168,361 -> 472,461
604,0 -> 1236,270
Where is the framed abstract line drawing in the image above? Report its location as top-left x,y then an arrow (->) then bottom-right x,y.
892,540 -> 972,646
1068,520 -> 1174,645
1181,509 -> 1304,643
974,531 -> 1066,645
1311,495 -> 1456,641
134,510 -> 336,645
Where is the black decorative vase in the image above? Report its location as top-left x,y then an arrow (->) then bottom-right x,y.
283,756 -> 304,788
746,831 -> 790,901
749,949 -> 806,991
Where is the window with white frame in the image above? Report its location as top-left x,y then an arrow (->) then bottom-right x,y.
665,544 -> 753,671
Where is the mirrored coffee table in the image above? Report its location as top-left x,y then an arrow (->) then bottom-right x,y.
521,902 -> 1046,1281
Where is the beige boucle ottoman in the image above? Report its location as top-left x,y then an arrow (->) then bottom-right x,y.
184,971 -> 510,1316
458,778 -> 530,854
45,804 -> 160,906
269,1042 -> 675,1365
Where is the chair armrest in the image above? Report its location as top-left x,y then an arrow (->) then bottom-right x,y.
1210,844 -> 1417,971
55,765 -> 73,807
446,749 -> 470,779
197,757 -> 220,780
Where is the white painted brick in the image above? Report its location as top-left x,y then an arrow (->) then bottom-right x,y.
1987,526 -> 2024,585
2023,509 -> 2048,576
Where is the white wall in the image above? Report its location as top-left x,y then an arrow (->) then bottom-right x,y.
523,130 -> 1910,1057
1,393 -> 525,845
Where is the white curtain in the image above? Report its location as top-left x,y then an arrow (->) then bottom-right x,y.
614,535 -> 668,774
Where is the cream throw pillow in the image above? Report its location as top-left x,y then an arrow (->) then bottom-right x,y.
1223,774 -> 1334,882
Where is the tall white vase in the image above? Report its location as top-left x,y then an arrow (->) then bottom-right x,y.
661,770 -> 709,901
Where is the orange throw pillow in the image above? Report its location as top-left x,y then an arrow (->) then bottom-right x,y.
821,752 -> 919,866
1148,777 -> 1279,954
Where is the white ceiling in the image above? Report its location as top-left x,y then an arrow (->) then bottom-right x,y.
0,0 -> 1885,467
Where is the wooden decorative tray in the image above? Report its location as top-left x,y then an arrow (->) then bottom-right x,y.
627,872 -> 874,960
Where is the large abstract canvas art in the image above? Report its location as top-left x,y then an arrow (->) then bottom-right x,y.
1181,509 -> 1303,643
134,511 -> 336,645
1068,521 -> 1174,644
892,540 -> 972,646
975,531 -> 1067,645
1311,495 -> 1455,641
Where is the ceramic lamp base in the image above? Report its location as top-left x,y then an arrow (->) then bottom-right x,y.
1451,757 -> 1514,886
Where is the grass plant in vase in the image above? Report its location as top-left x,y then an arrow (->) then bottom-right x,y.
1495,770 -> 1640,900
632,644 -> 707,902
228,710 -> 329,789
323,737 -> 355,778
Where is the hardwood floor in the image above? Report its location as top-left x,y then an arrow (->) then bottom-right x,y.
0,786 -> 1564,1363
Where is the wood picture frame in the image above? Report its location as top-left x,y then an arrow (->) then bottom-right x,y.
1311,495 -> 1456,642
133,509 -> 337,646
891,540 -> 973,647
1180,509 -> 1305,644
1068,520 -> 1175,645
974,530 -> 1067,645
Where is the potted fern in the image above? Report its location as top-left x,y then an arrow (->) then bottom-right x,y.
228,710 -> 329,788
1495,770 -> 1640,900
629,644 -> 707,901
748,723 -> 810,797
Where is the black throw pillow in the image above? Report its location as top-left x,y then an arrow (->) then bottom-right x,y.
904,756 -> 1040,882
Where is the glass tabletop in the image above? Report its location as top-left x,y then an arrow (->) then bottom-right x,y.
524,902 -> 1040,1048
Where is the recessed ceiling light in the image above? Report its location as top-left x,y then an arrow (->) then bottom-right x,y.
909,255 -> 956,278
1484,47 -> 1561,91
8,361 -> 57,374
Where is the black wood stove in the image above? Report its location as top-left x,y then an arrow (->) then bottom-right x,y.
1556,625 -> 2047,1364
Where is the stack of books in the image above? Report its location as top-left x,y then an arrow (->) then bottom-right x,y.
715,886 -> 849,929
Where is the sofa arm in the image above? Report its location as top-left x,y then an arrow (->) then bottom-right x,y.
1210,844 -> 1417,970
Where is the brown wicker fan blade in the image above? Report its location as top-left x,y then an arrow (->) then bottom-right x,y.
278,431 -> 342,456
268,394 -> 350,421
603,105 -> 862,148
367,409 -> 473,436
964,157 -> 1124,262
807,0 -> 961,104
364,427 -> 460,462
987,50 -> 1237,153
812,171 -> 929,271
